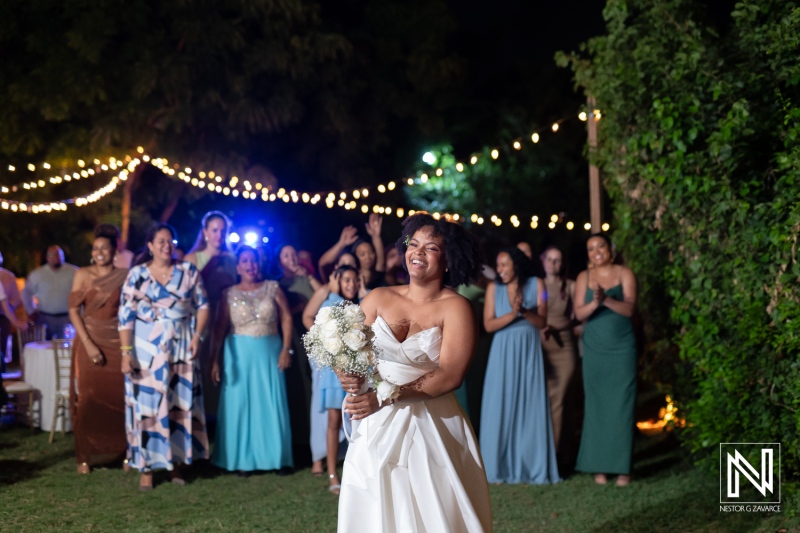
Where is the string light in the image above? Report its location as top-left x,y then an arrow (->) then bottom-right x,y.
0,160 -> 139,214
0,154 -> 130,195
0,109 -> 594,217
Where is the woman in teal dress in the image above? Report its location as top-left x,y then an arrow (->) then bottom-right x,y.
302,264 -> 360,494
574,233 -> 637,486
210,246 -> 294,474
480,248 -> 561,484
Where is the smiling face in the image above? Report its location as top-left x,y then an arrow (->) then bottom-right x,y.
404,227 -> 445,281
355,242 -> 376,271
203,217 -> 227,250
279,245 -> 298,272
587,236 -> 612,268
147,229 -> 175,263
91,237 -> 115,267
542,248 -> 563,277
496,252 -> 517,284
338,269 -> 359,300
236,249 -> 259,283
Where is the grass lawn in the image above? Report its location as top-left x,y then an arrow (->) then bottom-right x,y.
0,428 -> 795,532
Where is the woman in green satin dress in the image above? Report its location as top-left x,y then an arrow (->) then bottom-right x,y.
574,233 -> 637,487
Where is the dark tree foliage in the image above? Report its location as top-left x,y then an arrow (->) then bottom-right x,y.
0,0 -> 461,269
559,0 -> 800,487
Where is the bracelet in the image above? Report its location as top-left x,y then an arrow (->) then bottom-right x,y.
120,345 -> 133,350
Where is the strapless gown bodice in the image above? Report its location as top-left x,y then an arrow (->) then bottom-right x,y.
337,316 -> 492,532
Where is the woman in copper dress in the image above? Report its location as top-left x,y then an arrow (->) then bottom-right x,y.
68,225 -> 129,474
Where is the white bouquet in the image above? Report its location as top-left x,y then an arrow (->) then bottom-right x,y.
302,301 -> 376,379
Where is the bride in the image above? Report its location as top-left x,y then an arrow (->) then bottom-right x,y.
337,213 -> 493,532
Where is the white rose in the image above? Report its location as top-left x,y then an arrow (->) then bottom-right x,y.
323,336 -> 343,354
320,319 -> 339,340
343,304 -> 366,324
343,329 -> 367,351
357,348 -> 373,366
315,306 -> 334,324
334,354 -> 350,369
376,380 -> 400,405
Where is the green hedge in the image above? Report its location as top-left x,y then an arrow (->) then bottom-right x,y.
558,0 -> 800,480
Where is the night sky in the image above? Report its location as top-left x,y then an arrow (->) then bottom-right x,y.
170,1 -> 610,255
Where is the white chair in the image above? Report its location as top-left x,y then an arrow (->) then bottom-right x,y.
49,339 -> 73,444
2,380 -> 36,433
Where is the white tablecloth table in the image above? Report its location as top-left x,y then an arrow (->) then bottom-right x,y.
21,341 -> 72,432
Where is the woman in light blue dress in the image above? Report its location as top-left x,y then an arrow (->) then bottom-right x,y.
480,248 -> 561,484
302,264 -> 360,494
210,246 -> 294,474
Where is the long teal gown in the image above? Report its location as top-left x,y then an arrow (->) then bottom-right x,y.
575,284 -> 637,475
479,277 -> 561,484
211,282 -> 293,471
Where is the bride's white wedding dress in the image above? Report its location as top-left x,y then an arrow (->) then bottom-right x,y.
338,316 -> 492,532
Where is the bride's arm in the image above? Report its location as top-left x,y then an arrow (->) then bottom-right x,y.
345,295 -> 476,419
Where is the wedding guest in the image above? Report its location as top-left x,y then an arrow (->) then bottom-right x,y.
384,246 -> 408,286
318,215 -> 385,288
297,250 -> 317,279
303,253 -> 361,477
119,224 -> 210,491
455,266 -> 494,433
480,248 -> 560,485
211,246 -> 294,475
0,272 -> 28,334
185,211 -> 238,419
0,251 -> 24,371
574,233 -> 637,487
352,214 -> 385,290
317,226 -> 359,283
337,213 -> 492,532
540,246 -> 578,460
68,225 -> 128,474
22,245 -> 78,339
302,264 -> 360,494
277,243 -> 321,463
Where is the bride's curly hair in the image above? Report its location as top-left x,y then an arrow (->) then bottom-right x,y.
395,212 -> 484,287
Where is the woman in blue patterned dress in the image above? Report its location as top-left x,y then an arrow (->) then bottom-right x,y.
119,224 -> 210,491
210,246 -> 294,474
302,264 -> 360,494
480,248 -> 561,485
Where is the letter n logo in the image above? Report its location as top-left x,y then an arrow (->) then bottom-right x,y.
720,443 -> 780,504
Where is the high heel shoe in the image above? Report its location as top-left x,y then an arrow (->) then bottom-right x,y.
76,463 -> 90,475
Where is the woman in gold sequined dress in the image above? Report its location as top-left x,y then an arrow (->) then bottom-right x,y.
210,246 -> 295,473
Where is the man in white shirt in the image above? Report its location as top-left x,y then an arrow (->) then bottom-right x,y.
22,245 -> 78,340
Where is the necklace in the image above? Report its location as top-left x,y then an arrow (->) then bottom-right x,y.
151,262 -> 173,281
